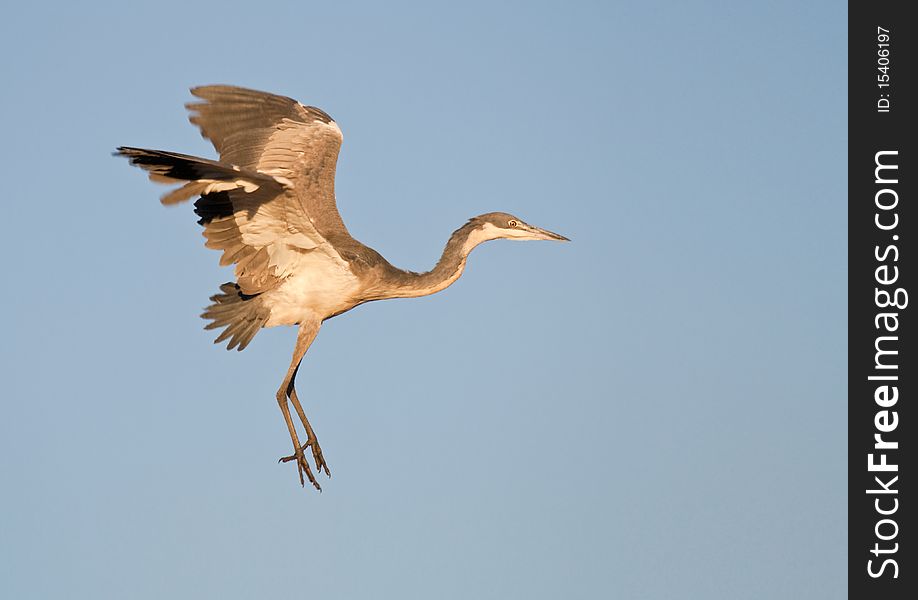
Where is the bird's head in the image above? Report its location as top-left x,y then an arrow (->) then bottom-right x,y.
468,212 -> 570,244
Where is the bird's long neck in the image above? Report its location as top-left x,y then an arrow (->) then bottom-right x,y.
383,221 -> 494,299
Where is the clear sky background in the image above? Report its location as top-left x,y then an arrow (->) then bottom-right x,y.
1,1 -> 846,598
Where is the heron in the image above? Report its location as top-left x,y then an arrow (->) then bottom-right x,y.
116,85 -> 568,490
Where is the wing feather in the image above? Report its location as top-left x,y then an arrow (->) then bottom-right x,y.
119,85 -> 369,298
186,85 -> 352,240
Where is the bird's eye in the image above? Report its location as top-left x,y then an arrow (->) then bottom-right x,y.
508,220 -> 518,228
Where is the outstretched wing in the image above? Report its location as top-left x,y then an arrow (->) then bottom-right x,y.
118,86 -> 361,295
118,146 -> 348,294
186,85 -> 352,239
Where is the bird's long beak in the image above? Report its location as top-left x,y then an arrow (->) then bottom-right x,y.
525,224 -> 570,242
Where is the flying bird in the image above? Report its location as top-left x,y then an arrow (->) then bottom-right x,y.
117,86 -> 568,490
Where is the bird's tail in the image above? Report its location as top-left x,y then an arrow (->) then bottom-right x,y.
201,283 -> 270,351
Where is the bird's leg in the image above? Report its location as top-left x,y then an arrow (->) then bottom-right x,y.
289,381 -> 330,477
276,386 -> 317,489
275,320 -> 327,490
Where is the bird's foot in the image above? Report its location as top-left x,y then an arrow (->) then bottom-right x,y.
279,438 -> 330,490
279,447 -> 320,490
306,437 -> 331,478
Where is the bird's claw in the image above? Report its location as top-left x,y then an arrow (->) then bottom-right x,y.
279,448 -> 321,490
279,439 -> 330,490
309,440 -> 331,478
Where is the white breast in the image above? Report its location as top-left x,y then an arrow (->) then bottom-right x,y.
262,252 -> 362,327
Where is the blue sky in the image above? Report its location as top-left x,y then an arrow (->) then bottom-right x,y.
1,1 -> 846,598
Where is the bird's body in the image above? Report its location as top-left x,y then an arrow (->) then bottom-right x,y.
118,86 -> 567,489
264,254 -> 363,326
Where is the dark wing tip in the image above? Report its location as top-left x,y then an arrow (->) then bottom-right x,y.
303,105 -> 334,124
114,146 -> 157,163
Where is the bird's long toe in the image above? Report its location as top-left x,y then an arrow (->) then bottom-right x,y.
279,449 -> 321,491
308,440 -> 331,477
